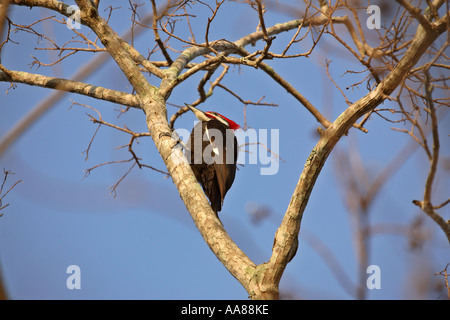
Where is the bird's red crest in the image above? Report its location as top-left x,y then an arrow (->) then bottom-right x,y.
205,112 -> 241,130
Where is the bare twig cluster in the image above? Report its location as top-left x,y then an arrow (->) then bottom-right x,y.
70,101 -> 169,197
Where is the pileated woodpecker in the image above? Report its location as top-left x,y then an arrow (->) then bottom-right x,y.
185,104 -> 240,217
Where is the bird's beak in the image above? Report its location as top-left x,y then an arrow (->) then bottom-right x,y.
185,103 -> 210,122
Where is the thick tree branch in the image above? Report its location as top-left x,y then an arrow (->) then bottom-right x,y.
411,71 -> 450,243
12,0 -> 70,16
268,12 -> 449,290
73,0 -> 258,293
0,68 -> 140,108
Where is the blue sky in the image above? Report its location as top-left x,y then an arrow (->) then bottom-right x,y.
0,1 -> 449,299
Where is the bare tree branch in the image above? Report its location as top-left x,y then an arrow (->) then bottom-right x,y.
412,70 -> 450,243
269,14 -> 448,296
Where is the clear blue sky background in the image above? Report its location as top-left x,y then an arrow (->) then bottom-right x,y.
0,1 -> 449,299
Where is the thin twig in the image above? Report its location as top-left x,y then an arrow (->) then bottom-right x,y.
0,169 -> 23,214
